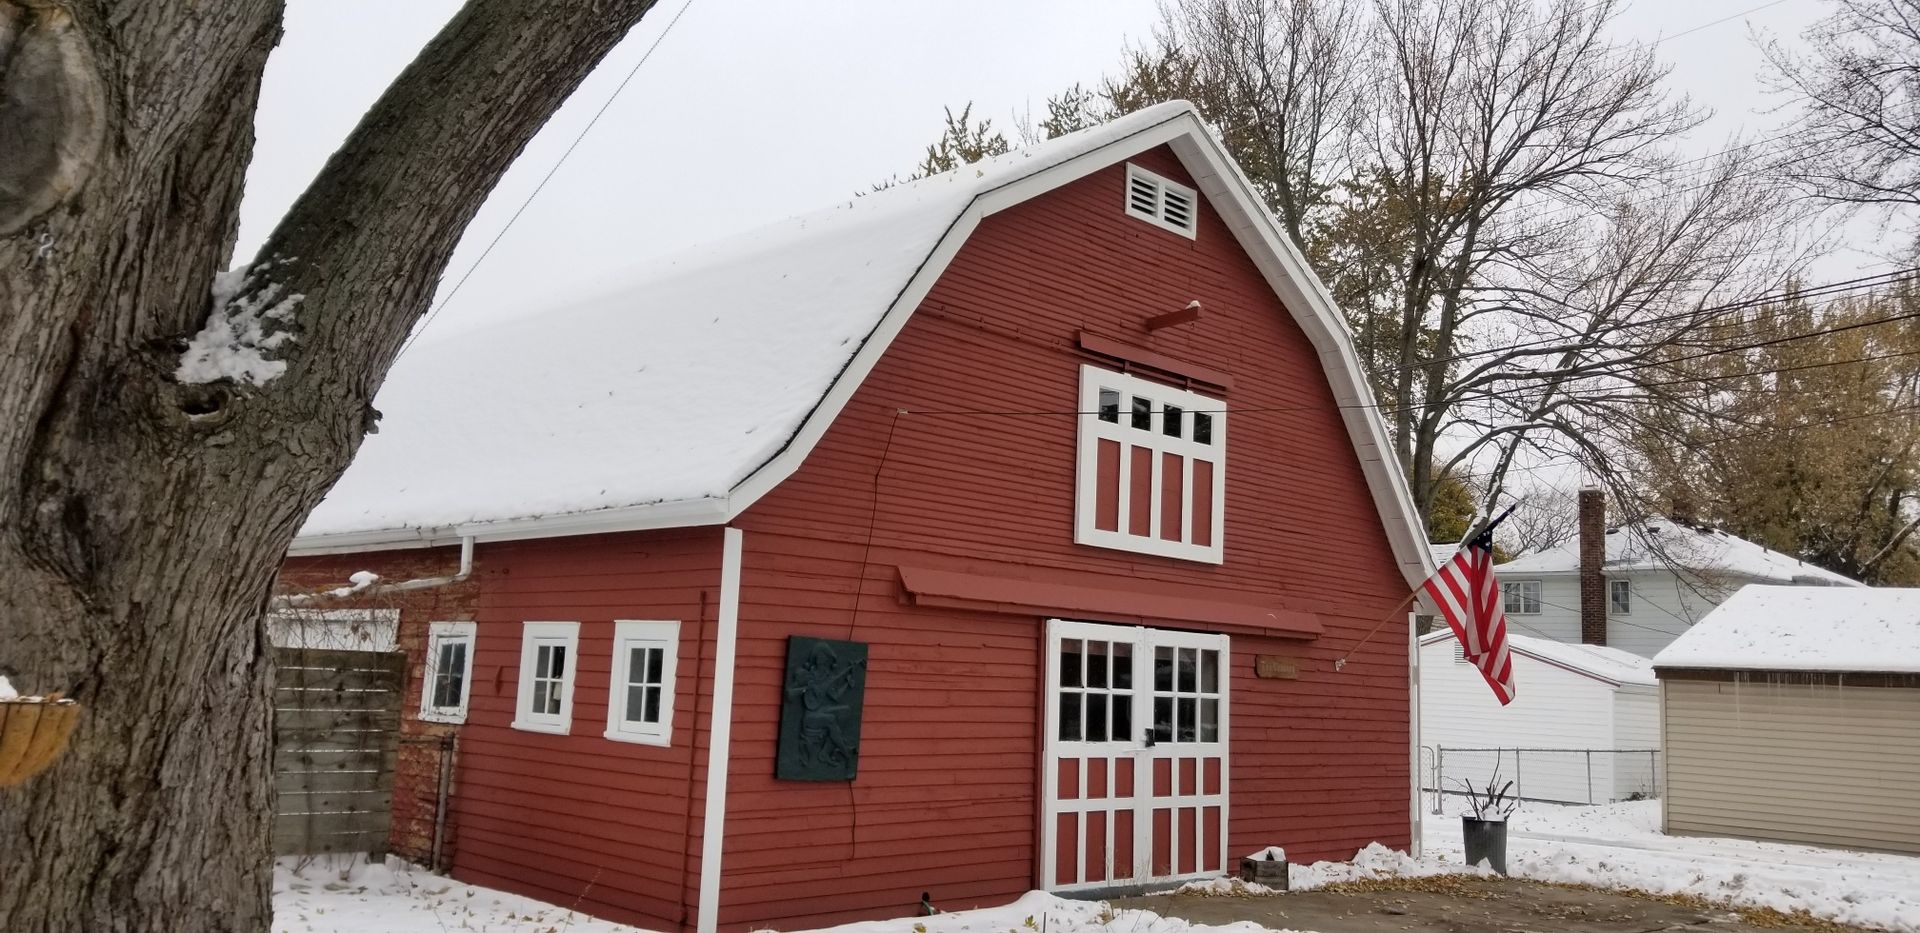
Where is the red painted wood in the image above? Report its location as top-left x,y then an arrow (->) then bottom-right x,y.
1086,813 -> 1108,884
1077,330 -> 1234,390
1116,756 -> 1134,799
1055,813 -> 1077,887
1058,757 -> 1079,801
1152,808 -> 1173,876
1204,806 -> 1223,873
1179,757 -> 1197,796
898,566 -> 1323,635
1128,445 -> 1153,536
1114,809 -> 1135,881
1096,439 -> 1120,531
1087,757 -> 1108,800
1160,452 -> 1184,542
1191,459 -> 1215,547
1205,757 -> 1222,795
1179,807 -> 1198,874
1154,757 -> 1172,797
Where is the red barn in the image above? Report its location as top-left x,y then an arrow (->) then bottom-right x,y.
280,101 -> 1434,933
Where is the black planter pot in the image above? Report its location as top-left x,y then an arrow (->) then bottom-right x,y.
1461,816 -> 1508,874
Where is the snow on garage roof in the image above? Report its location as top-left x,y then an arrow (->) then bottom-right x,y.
1496,520 -> 1858,587
1420,630 -> 1656,687
293,102 -> 1436,591
1654,585 -> 1920,673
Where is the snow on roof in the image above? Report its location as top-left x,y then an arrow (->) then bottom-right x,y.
299,103 -> 1199,541
1428,543 -> 1461,566
1654,585 -> 1920,673
1421,629 -> 1656,686
1496,520 -> 1858,587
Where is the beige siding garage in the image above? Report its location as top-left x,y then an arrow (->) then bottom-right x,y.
1661,676 -> 1920,854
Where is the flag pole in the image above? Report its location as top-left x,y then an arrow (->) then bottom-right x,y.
1333,503 -> 1520,671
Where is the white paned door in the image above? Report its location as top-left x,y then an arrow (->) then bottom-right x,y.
1042,619 -> 1230,891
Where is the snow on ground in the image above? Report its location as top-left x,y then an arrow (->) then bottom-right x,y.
1425,796 -> 1920,932
273,855 -> 646,932
808,889 -> 1312,933
273,858 -> 1314,933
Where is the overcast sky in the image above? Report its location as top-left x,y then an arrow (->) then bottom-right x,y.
239,0 -> 1847,344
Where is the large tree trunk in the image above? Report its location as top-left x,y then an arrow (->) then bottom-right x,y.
0,2 -> 659,930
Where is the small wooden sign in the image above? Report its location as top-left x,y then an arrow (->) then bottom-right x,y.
1254,655 -> 1299,680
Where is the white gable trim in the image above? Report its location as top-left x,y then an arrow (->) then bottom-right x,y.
290,107 -> 1437,596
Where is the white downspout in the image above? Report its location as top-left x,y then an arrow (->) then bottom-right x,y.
1409,606 -> 1423,857
697,527 -> 744,933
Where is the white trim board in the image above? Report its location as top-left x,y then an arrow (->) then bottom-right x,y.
696,527 -> 744,933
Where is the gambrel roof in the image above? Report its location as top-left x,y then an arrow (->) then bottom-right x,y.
294,102 -> 1437,591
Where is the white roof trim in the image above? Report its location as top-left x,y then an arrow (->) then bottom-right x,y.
1418,630 -> 1654,688
291,107 -> 1437,592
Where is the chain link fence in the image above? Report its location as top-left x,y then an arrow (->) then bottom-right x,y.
1423,746 -> 1661,809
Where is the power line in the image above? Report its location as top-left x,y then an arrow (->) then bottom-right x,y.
398,0 -> 699,359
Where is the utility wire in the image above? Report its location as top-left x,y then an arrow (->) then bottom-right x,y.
398,0 -> 699,359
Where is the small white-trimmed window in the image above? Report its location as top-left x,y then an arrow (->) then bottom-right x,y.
1124,164 -> 1199,238
512,621 -> 579,734
1075,365 -> 1225,563
1609,579 -> 1631,615
420,621 -> 477,724
1502,581 -> 1542,615
605,620 -> 680,746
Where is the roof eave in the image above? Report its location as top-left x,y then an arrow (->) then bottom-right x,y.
287,495 -> 732,556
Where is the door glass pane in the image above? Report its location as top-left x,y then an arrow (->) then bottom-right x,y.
1178,648 -> 1197,692
1155,647 -> 1173,691
1200,698 -> 1219,742
1088,641 -> 1109,689
1113,692 -> 1133,744
1113,643 -> 1133,689
1061,640 -> 1084,688
1060,692 -> 1083,741
1200,650 -> 1219,693
1153,696 -> 1173,744
1178,696 -> 1196,742
1087,693 -> 1109,742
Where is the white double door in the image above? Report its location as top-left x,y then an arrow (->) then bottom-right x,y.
1042,619 -> 1230,891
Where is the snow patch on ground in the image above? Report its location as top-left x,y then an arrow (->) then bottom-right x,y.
806,889 -> 1312,933
1291,842 -> 1492,890
1426,797 -> 1920,932
1176,877 -> 1279,897
177,266 -> 301,387
0,675 -> 14,700
273,855 -> 644,932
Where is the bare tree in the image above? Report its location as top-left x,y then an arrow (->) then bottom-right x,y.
0,2 -> 662,930
1764,0 -> 1920,230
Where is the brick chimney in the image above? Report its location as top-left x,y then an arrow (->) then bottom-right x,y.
1578,486 -> 1607,645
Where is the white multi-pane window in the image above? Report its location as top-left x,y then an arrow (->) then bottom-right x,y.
605,620 -> 680,746
1075,365 -> 1226,563
1503,580 -> 1542,615
419,621 -> 476,724
1124,164 -> 1199,239
1610,579 -> 1632,615
512,621 -> 579,734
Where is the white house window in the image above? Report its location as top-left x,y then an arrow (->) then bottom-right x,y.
605,620 -> 680,746
1503,581 -> 1542,615
1124,164 -> 1199,239
512,621 -> 579,734
1076,365 -> 1225,563
420,621 -> 477,724
1609,579 -> 1632,615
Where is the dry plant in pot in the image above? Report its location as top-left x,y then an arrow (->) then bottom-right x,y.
1457,767 -> 1517,874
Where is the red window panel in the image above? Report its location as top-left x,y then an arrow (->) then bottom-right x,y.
1191,459 -> 1215,548
1128,445 -> 1154,537
1160,452 -> 1184,542
1095,439 -> 1121,532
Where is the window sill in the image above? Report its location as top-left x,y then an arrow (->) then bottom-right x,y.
603,727 -> 671,748
418,709 -> 468,725
510,718 -> 571,735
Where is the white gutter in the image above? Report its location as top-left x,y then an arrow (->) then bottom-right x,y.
696,527 -> 743,933
274,535 -> 475,608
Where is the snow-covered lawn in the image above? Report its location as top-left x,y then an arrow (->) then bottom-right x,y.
272,857 -> 1314,933
1423,797 -> 1920,932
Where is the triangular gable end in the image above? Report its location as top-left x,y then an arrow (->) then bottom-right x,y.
722,108 -> 1435,592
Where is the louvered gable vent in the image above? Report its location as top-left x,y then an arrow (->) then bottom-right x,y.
1124,163 -> 1199,239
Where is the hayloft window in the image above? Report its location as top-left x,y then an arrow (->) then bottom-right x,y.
420,621 -> 476,724
606,620 -> 679,746
1075,365 -> 1226,563
1503,581 -> 1542,615
1124,164 -> 1199,239
1098,388 -> 1121,422
512,621 -> 579,734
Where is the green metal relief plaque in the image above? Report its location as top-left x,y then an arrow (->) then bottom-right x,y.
776,636 -> 869,781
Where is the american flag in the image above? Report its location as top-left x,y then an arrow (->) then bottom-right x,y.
1425,521 -> 1517,705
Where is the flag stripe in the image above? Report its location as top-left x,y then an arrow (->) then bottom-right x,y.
1426,535 -> 1517,706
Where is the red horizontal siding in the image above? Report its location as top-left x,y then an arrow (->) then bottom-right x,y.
720,145 -> 1410,930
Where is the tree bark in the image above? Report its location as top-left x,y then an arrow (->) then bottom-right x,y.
0,2 -> 659,930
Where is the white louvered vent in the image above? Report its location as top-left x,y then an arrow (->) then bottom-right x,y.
1124,163 -> 1199,239
1452,640 -> 1467,663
